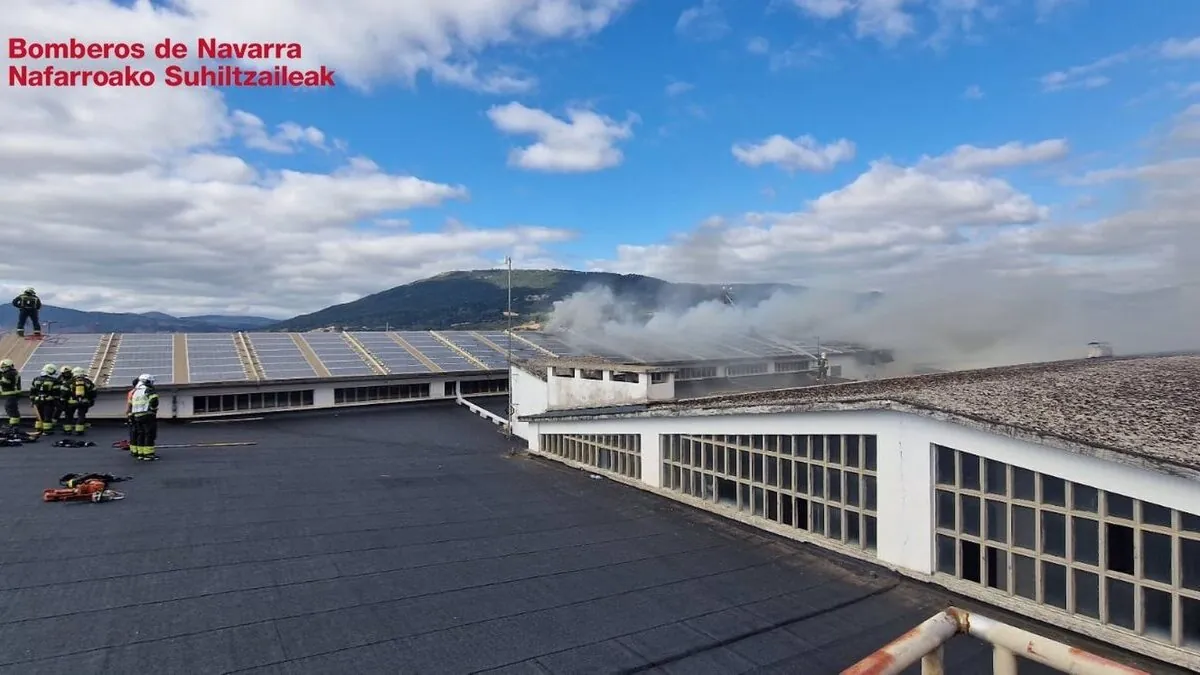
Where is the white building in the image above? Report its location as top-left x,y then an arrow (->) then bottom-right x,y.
509,353 -> 1200,670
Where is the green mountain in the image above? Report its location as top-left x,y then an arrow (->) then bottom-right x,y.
271,269 -> 799,331
0,303 -> 277,333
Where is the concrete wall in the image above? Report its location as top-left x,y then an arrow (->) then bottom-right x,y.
511,366 -> 548,444
518,405 -> 1200,668
545,366 -> 674,409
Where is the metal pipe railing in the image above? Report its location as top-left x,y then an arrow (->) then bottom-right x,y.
841,607 -> 1150,675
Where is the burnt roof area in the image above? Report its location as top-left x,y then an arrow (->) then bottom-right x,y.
0,404 -> 1175,674
528,354 -> 1200,476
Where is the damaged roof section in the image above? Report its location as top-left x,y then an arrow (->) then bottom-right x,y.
522,354 -> 1200,476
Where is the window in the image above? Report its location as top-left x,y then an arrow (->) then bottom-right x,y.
933,444 -> 1200,651
334,383 -> 431,404
725,363 -> 769,378
676,366 -> 717,380
540,434 -> 641,480
773,360 -> 811,373
444,381 -> 457,397
660,434 -> 879,553
611,371 -> 639,383
459,378 -> 508,395
192,389 -> 314,414
649,372 -> 668,384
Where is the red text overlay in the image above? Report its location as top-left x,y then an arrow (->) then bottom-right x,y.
7,37 -> 336,87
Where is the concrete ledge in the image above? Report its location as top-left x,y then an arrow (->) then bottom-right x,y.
456,395 -> 507,427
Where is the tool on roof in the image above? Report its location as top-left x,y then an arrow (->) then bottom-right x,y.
111,439 -> 257,450
53,439 -> 96,448
42,473 -> 130,503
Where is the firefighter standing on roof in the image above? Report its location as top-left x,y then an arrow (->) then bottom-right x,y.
30,364 -> 58,433
128,374 -> 160,461
0,359 -> 20,428
11,287 -> 41,338
54,366 -> 74,431
61,366 -> 96,435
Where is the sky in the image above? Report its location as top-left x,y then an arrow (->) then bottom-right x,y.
2,0 -> 1199,319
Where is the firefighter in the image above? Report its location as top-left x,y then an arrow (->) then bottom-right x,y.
128,373 -> 160,461
11,287 -> 42,338
30,364 -> 58,433
62,366 -> 97,435
55,366 -> 74,432
0,359 -> 20,428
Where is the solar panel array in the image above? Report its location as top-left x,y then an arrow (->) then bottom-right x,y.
109,334 -> 175,385
393,332 -> 483,372
19,334 -> 103,381
434,332 -> 510,369
243,333 -> 317,379
185,334 -> 249,383
298,333 -> 376,376
349,333 -> 434,374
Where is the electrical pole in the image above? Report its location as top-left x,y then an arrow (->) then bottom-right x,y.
505,256 -> 514,438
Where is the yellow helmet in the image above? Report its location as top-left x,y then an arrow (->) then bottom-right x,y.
0,358 -> 12,369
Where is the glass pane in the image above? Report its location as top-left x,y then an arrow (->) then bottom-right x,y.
827,469 -> 842,502
865,515 -> 877,550
961,540 -> 982,583
937,534 -> 957,575
811,436 -> 825,461
986,546 -> 1007,590
937,490 -> 956,530
1013,467 -> 1036,501
1072,517 -> 1099,566
1106,578 -> 1135,630
844,436 -> 860,468
795,461 -> 808,493
1073,569 -> 1100,619
1041,511 -> 1067,558
1142,502 -> 1172,528
1041,475 -> 1066,506
961,495 -> 981,537
935,445 -> 955,485
845,474 -> 860,507
1072,484 -> 1099,512
1013,505 -> 1036,551
960,454 -> 981,491
826,436 -> 842,464
810,465 -> 824,498
863,475 -> 877,511
1184,597 -> 1200,648
1142,531 -> 1172,584
984,459 -> 1007,496
1106,493 -> 1134,520
1043,561 -> 1067,609
1014,554 -> 1037,600
986,500 -> 1008,543
1183,538 -> 1200,591
1106,523 -> 1135,575
1143,587 -> 1172,642
1182,512 -> 1200,533
846,511 -> 860,544
828,506 -> 842,540
811,501 -> 825,535
864,436 -> 877,471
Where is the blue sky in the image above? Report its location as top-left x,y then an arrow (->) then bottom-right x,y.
3,0 -> 1199,315
222,0 -> 1197,266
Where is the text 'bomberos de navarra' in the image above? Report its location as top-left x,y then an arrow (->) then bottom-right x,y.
7,38 -> 337,88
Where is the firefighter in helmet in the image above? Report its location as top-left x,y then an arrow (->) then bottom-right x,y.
30,364 -> 58,433
128,373 -> 160,461
0,359 -> 20,428
61,366 -> 97,435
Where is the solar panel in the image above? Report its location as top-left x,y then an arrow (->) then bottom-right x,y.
516,332 -> 585,357
297,334 -> 376,376
435,332 -> 510,369
244,333 -> 318,379
479,332 -> 545,360
350,333 -> 435,374
395,332 -> 484,371
185,335 -> 249,383
19,334 -> 104,381
549,332 -> 639,362
108,334 -> 175,384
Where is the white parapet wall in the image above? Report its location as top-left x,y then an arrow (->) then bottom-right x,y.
510,368 -> 1200,669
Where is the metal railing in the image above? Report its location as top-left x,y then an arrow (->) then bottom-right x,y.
842,607 -> 1150,675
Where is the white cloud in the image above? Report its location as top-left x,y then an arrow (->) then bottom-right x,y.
1162,37 -> 1200,59
788,0 -> 916,44
676,0 -> 730,41
963,84 -> 984,99
0,0 -> 620,316
1039,50 -> 1133,92
732,135 -> 857,172
918,139 -> 1070,173
746,37 -> 771,54
487,102 -> 637,173
665,80 -> 694,96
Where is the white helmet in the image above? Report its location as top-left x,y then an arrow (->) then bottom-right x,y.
138,373 -> 155,384
42,364 -> 57,375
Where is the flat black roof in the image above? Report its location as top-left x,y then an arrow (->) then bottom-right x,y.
0,404 -> 1175,674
